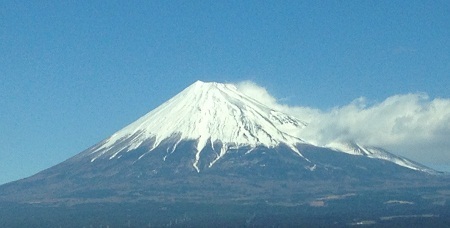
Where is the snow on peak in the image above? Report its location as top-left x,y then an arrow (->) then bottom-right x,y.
89,81 -> 307,170
325,141 -> 434,173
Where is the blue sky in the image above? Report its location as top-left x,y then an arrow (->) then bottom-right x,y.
1,1 -> 449,184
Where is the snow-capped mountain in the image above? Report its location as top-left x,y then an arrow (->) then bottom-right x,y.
80,80 -> 431,173
0,80 -> 446,227
0,80 -> 437,205
85,81 -> 309,171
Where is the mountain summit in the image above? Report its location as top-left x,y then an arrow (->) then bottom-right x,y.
85,81 -> 308,172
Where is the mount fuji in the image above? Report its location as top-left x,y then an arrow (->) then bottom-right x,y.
87,81 -> 309,170
77,80 -> 431,174
1,81 -> 449,227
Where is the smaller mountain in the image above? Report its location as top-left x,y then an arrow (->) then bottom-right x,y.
325,141 -> 433,173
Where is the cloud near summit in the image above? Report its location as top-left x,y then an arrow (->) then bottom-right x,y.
235,81 -> 450,168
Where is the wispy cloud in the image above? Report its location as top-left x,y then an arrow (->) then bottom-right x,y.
235,81 -> 450,168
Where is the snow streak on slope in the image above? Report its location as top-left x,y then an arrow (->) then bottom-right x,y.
326,141 -> 434,173
88,81 -> 307,171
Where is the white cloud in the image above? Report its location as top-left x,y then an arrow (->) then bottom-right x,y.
235,81 -> 321,123
235,81 -> 450,169
235,81 -> 279,109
